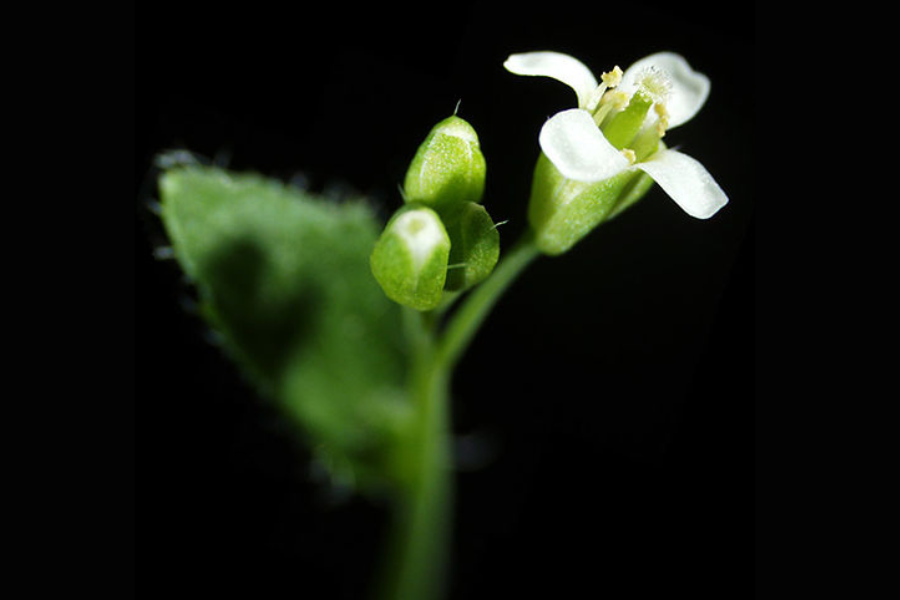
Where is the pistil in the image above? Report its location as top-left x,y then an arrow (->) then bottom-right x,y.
599,68 -> 672,156
628,103 -> 669,161
601,89 -> 654,150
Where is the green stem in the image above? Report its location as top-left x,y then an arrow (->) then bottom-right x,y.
377,230 -> 541,600
377,311 -> 453,600
438,230 -> 541,369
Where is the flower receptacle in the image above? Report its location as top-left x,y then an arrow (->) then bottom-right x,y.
527,153 -> 654,255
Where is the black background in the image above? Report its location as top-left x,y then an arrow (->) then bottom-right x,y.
136,2 -> 754,598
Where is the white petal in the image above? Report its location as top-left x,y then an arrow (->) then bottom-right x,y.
636,149 -> 727,219
619,52 -> 710,129
539,109 -> 631,183
392,208 -> 448,272
504,52 -> 598,110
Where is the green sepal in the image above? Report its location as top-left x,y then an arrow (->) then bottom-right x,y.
370,204 -> 451,311
156,162 -> 411,494
402,115 -> 487,211
443,202 -> 500,291
607,168 -> 655,221
527,152 -> 656,255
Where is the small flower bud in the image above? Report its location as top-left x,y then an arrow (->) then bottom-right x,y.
402,116 -> 487,211
528,152 -> 654,255
370,205 -> 451,311
443,202 -> 500,291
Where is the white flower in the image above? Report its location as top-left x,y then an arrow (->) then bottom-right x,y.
504,51 -> 727,219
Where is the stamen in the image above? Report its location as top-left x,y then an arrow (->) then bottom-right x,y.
654,103 -> 670,137
585,88 -> 604,113
603,90 -> 630,110
620,148 -> 636,164
586,66 -> 624,112
601,66 -> 623,88
591,90 -> 629,126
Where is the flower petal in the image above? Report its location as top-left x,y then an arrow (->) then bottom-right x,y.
539,109 -> 631,183
619,52 -> 710,129
635,149 -> 727,219
504,52 -> 598,110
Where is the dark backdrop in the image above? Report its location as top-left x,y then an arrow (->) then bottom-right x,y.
136,2 -> 754,598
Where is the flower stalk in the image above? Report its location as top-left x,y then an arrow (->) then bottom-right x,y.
376,308 -> 452,600
376,230 -> 539,600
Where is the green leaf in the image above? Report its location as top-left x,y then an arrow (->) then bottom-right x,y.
158,162 -> 411,493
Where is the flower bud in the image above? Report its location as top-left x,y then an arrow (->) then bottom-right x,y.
527,152 -> 654,255
402,115 -> 487,211
443,202 -> 500,291
370,205 -> 451,311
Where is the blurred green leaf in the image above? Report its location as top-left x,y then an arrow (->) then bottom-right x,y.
158,162 -> 411,493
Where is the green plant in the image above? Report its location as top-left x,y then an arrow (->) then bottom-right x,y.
154,50 -> 728,600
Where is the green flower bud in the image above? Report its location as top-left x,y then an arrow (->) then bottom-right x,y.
443,202 -> 500,292
527,152 -> 655,256
402,115 -> 487,211
370,205 -> 451,311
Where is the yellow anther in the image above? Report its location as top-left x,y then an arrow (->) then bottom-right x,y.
601,66 -> 623,88
654,102 -> 669,120
654,103 -> 670,137
620,148 -> 636,164
586,66 -> 624,112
